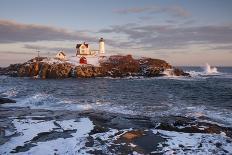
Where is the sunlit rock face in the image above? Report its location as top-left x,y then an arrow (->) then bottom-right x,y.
0,55 -> 190,78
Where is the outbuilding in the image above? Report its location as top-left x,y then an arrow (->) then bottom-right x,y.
80,56 -> 87,64
55,51 -> 66,60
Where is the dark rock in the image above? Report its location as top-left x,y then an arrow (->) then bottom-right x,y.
18,62 -> 40,77
223,149 -> 229,153
198,143 -> 203,148
226,139 -> 231,143
11,143 -> 36,153
0,97 -> 16,104
39,63 -> 50,79
85,136 -> 94,147
89,125 -> 109,135
179,144 -> 185,148
74,65 -> 103,78
0,64 -> 21,76
87,149 -> 104,155
100,55 -> 140,77
173,68 -> 190,76
156,116 -> 232,138
30,130 -> 76,142
139,57 -> 172,68
46,63 -> 72,79
215,142 -> 222,148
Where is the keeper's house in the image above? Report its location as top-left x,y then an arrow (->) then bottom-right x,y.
76,38 -> 105,56
76,42 -> 90,55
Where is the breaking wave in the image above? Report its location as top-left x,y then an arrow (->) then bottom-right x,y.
2,92 -> 92,111
204,63 -> 218,74
186,63 -> 223,78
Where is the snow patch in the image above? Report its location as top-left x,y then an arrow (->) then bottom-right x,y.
152,129 -> 232,154
42,55 -> 103,67
0,118 -> 94,155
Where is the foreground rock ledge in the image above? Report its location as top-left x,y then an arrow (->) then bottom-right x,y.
0,55 -> 190,79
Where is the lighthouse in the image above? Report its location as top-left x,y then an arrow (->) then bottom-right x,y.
99,38 -> 105,54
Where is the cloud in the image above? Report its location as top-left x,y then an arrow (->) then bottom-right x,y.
99,24 -> 232,50
0,51 -> 33,55
210,45 -> 232,50
23,44 -> 74,53
0,19 -> 97,43
114,5 -> 190,18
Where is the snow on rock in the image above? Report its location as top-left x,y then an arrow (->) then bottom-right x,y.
42,56 -> 102,67
152,129 -> 232,154
0,117 -> 94,155
41,57 -> 66,65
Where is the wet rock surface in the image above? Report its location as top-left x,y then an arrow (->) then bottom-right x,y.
0,55 -> 190,78
0,97 -> 16,104
157,116 -> 232,138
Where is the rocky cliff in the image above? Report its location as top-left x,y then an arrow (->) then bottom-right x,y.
0,55 -> 190,78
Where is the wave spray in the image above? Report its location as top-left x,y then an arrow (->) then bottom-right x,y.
204,63 -> 218,74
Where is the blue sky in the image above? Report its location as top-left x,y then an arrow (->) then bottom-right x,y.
0,0 -> 232,66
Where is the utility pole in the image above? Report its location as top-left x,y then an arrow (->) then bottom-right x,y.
37,50 -> 40,58
48,51 -> 50,60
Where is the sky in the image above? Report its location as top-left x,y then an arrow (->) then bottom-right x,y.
0,0 -> 232,66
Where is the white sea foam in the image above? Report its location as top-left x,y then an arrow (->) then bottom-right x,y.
3,91 -> 231,128
186,63 -> 222,78
1,92 -> 97,112
96,105 -> 139,115
2,88 -> 18,97
18,93 -> 58,108
162,69 -> 176,77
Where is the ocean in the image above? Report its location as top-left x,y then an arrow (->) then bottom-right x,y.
0,65 -> 232,154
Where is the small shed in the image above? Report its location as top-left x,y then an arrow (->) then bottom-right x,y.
55,51 -> 66,60
80,56 -> 87,64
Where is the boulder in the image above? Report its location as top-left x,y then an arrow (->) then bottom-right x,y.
39,63 -> 50,79
74,65 -> 104,78
0,64 -> 21,76
173,68 -> 190,76
32,62 -> 40,76
46,63 -> 73,79
17,62 -> 40,77
0,97 -> 16,104
138,58 -> 172,77
100,55 -> 140,77
18,64 -> 33,77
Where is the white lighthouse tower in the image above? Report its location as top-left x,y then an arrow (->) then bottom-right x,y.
99,38 -> 105,54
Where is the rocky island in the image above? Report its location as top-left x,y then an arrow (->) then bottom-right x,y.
0,55 -> 189,79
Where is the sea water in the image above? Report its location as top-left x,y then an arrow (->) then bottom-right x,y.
0,65 -> 232,126
0,65 -> 232,154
